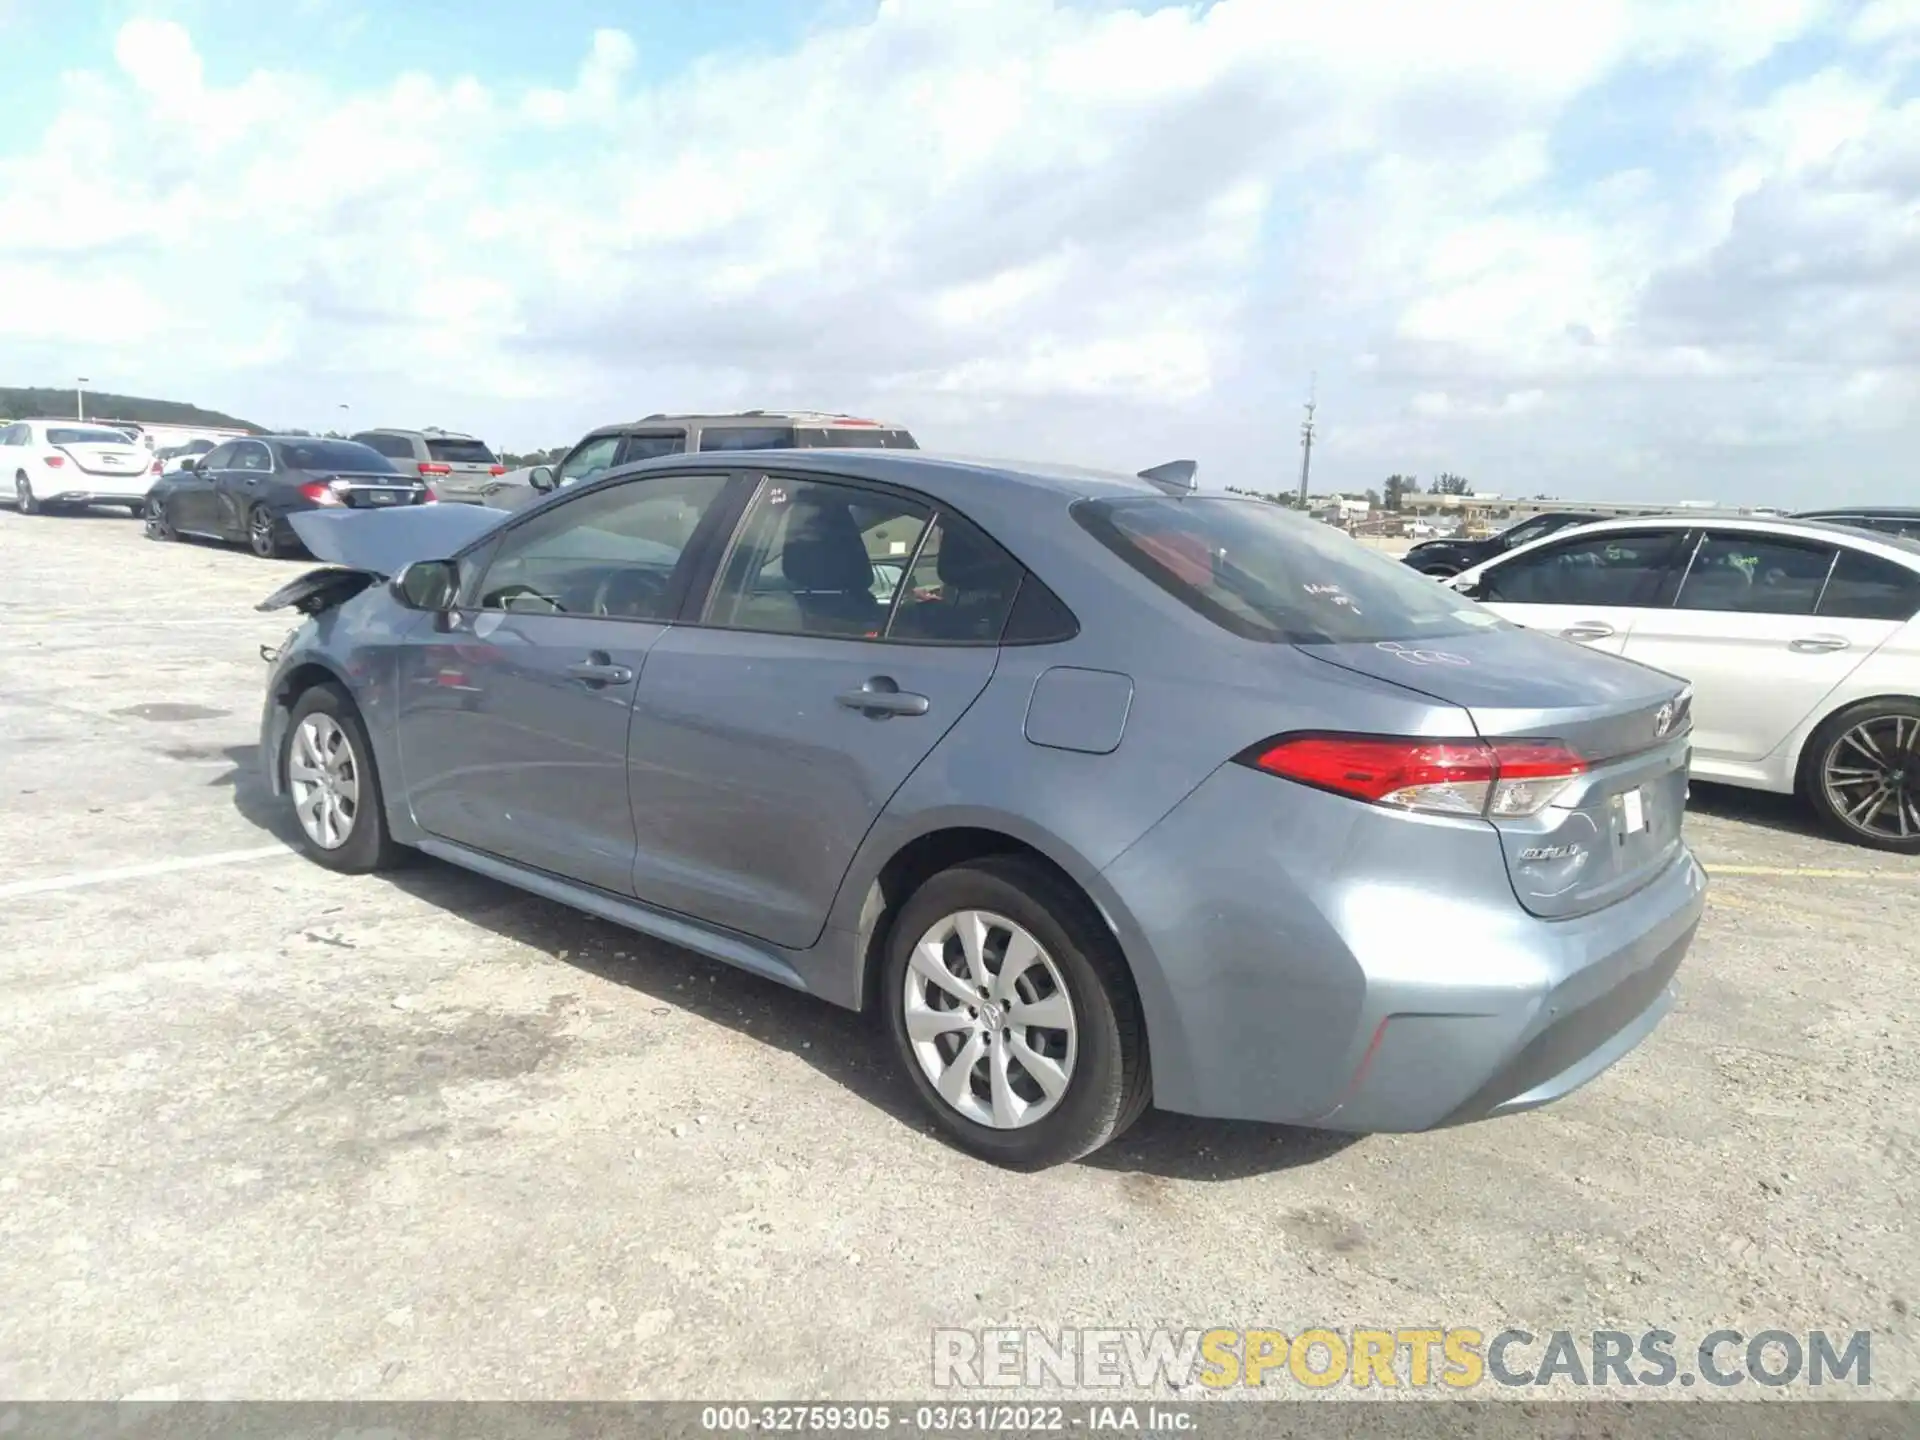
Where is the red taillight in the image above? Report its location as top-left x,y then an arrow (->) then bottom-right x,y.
151,460 -> 163,474
43,454 -> 64,468
298,481 -> 345,507
1246,734 -> 1586,819
418,461 -> 451,476
488,464 -> 506,475
421,486 -> 437,502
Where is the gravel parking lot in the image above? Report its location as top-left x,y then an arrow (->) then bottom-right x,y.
1,507 -> 1915,1401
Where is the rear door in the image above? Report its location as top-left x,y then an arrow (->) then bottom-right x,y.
1465,526 -> 1691,654
394,469 -> 743,893
624,473 -> 1023,948
1622,530 -> 1905,765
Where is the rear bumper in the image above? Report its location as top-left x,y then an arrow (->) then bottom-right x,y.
1099,764 -> 1707,1132
43,480 -> 154,503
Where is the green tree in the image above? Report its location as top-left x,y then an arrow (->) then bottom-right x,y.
1383,474 -> 1417,511
1429,473 -> 1471,496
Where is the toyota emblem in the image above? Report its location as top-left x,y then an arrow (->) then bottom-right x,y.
1654,702 -> 1674,738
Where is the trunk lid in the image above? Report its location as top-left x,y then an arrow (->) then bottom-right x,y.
59,442 -> 151,478
1300,626 -> 1693,919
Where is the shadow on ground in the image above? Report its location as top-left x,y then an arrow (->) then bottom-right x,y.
215,741 -> 1357,1181
1686,780 -> 1829,841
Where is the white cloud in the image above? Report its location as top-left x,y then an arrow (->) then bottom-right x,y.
1,0 -> 1915,503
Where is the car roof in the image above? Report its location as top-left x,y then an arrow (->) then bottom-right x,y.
592,448 -> 1189,507
587,410 -> 910,434
1794,505 -> 1920,519
355,426 -> 480,440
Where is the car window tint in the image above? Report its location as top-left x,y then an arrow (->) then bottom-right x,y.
425,437 -> 496,464
233,443 -> 273,472
353,433 -> 411,459
1479,531 -> 1682,607
47,426 -> 138,446
1676,533 -> 1834,616
618,433 -> 686,464
280,440 -> 394,472
476,472 -> 730,619
1497,517 -> 1557,549
1077,496 -> 1497,644
707,478 -> 932,638
1818,549 -> 1920,622
557,434 -> 623,487
887,510 -> 1025,644
200,443 -> 236,469
699,427 -> 797,452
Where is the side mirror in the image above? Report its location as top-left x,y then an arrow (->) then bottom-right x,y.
391,558 -> 459,612
1451,576 -> 1484,599
528,465 -> 556,493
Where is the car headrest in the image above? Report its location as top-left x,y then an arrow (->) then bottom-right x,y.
783,502 -> 873,592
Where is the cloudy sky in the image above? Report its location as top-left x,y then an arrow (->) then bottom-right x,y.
2,0 -> 1916,506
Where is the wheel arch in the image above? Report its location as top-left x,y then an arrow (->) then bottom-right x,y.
1788,689 -> 1920,795
264,659 -> 355,790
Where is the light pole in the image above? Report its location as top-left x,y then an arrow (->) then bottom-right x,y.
337,403 -> 350,434
1295,378 -> 1317,511
76,377 -> 90,422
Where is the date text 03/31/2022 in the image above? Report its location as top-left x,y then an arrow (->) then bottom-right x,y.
699,1405 -> 1189,1433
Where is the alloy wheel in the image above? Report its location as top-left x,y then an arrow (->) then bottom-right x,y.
902,909 -> 1077,1129
144,496 -> 173,540
249,508 -> 276,557
1822,715 -> 1920,842
288,713 -> 360,850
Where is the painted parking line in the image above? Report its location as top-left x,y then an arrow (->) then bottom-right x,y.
1703,864 -> 1903,880
0,844 -> 294,900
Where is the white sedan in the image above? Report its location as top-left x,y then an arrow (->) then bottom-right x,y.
1450,514 -> 1920,850
0,419 -> 159,515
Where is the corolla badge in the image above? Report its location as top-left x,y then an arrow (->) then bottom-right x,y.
1654,702 -> 1675,738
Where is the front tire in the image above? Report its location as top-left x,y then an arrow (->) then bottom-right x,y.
882,857 -> 1150,1169
282,684 -> 403,874
247,504 -> 285,558
143,495 -> 178,541
1802,698 -> 1920,853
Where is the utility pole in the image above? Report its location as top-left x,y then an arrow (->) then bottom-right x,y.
76,377 -> 90,422
1295,375 -> 1317,510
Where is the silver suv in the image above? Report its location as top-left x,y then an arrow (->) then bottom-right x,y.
505,411 -> 918,508
350,427 -> 507,505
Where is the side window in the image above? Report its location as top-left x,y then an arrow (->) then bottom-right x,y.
887,510 -> 1026,644
201,443 -> 237,470
617,432 -> 686,464
1496,517 -> 1558,551
1818,549 -> 1920,622
706,477 -> 931,638
556,434 -> 623,487
234,442 -> 272,472
475,472 -> 732,619
0,424 -> 19,445
699,427 -> 797,452
1480,530 -> 1684,607
355,433 -> 412,460
1675,533 -> 1834,616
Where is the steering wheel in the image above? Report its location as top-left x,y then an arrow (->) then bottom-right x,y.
488,584 -> 564,614
592,569 -> 665,618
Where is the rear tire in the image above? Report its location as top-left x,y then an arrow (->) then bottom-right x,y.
247,504 -> 284,558
282,684 -> 404,874
15,473 -> 39,515
882,857 -> 1150,1170
1800,697 -> 1920,854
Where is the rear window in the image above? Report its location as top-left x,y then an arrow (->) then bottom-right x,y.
277,440 -> 397,473
1075,496 -> 1497,645
799,428 -> 919,450
426,437 -> 498,465
699,427 -> 798,452
47,426 -> 138,446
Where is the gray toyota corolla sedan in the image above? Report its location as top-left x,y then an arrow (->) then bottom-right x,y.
255,451 -> 1706,1169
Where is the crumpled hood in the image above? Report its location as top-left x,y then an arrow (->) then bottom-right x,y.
288,504 -> 509,578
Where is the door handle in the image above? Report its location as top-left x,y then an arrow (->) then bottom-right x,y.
1561,621 -> 1615,641
1789,634 -> 1850,654
567,654 -> 635,687
836,677 -> 930,718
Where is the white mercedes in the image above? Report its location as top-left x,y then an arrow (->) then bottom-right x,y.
0,419 -> 160,516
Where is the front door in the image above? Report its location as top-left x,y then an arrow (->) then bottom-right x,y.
625,474 -> 1024,949
213,438 -> 275,538
1471,527 -> 1692,656
394,469 -> 740,892
173,442 -> 236,533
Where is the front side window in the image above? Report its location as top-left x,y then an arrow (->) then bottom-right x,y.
475,471 -> 731,619
1479,530 -> 1685,607
233,442 -> 273,472
1076,496 -> 1497,644
706,478 -> 931,638
1675,533 -> 1835,616
1818,548 -> 1920,622
200,443 -> 237,470
699,426 -> 797,453
618,433 -> 686,464
556,434 -> 623,487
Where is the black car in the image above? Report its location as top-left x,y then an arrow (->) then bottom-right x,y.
145,436 -> 432,558
1791,507 -> 1920,541
1401,510 -> 1607,577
